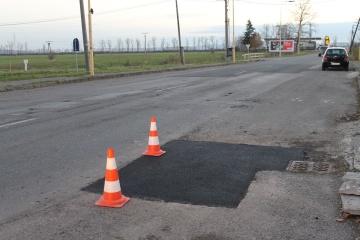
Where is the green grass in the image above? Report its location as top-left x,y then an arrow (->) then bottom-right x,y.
0,52 -> 230,82
0,50 -> 317,82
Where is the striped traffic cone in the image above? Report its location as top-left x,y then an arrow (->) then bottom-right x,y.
142,116 -> 166,156
95,148 -> 130,208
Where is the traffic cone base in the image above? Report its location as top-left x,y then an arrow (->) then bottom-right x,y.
95,195 -> 130,208
142,149 -> 166,156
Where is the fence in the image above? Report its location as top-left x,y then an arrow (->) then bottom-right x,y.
242,53 -> 265,62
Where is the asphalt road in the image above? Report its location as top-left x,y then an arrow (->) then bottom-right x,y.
0,54 -> 359,239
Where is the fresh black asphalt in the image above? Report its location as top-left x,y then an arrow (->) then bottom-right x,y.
82,140 -> 305,208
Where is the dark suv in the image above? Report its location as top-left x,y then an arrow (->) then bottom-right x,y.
322,47 -> 349,71
318,46 -> 328,57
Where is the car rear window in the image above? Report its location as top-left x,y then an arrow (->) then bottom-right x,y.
326,49 -> 346,55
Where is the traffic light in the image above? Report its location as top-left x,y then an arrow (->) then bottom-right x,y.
325,36 -> 330,45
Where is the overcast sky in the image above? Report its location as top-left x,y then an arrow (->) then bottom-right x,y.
1,0 -> 359,50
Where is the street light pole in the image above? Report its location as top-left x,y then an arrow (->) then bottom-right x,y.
142,32 -> 148,54
279,0 -> 295,58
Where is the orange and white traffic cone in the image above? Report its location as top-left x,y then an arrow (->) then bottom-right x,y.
142,116 -> 166,156
95,148 -> 130,208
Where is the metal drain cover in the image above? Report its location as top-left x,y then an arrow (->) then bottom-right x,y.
287,161 -> 333,173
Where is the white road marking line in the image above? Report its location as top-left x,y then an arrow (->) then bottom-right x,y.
0,118 -> 37,128
235,71 -> 247,75
309,64 -> 321,70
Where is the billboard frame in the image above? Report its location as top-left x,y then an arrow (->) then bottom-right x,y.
269,40 -> 294,53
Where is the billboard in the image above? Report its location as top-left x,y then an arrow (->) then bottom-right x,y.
269,40 -> 294,52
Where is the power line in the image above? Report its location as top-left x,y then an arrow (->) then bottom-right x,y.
233,0 -> 337,5
0,0 -> 170,27
0,16 -> 79,27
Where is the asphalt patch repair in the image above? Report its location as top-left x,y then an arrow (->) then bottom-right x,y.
82,140 -> 305,208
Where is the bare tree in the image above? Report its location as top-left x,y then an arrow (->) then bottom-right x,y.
260,24 -> 271,51
7,41 -> 14,55
193,37 -> 196,50
284,23 -> 297,39
172,38 -> 177,50
332,36 -> 338,47
203,37 -> 209,50
210,36 -> 215,50
17,42 -> 23,54
292,0 -> 317,53
197,37 -> 201,50
161,38 -> 166,51
150,37 -> 157,51
117,38 -> 123,52
107,39 -> 112,52
136,38 -> 141,52
13,34 -> 16,55
130,39 -> 134,52
99,40 -> 106,52
125,38 -> 130,52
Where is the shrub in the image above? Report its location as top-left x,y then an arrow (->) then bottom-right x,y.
48,52 -> 56,61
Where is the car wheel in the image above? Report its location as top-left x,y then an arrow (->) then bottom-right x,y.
322,66 -> 326,71
344,66 -> 349,71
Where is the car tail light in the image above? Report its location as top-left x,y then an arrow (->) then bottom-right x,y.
323,55 -> 328,61
344,56 -> 349,60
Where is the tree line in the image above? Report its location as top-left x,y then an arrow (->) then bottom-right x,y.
2,0 -> 354,55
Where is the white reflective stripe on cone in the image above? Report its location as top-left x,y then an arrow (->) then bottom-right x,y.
150,122 -> 157,131
148,136 -> 160,145
104,180 -> 121,193
106,158 -> 117,170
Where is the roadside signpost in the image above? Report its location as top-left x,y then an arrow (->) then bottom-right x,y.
73,38 -> 80,73
246,44 -> 250,61
23,59 -> 28,71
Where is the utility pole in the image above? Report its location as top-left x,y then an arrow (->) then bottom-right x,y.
350,18 -> 360,54
79,0 -> 90,74
175,0 -> 185,65
88,0 -> 94,76
142,32 -> 148,54
232,0 -> 235,63
224,0 -> 229,62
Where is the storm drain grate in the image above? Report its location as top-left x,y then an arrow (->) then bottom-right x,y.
313,162 -> 333,172
287,161 -> 333,173
287,161 -> 310,172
